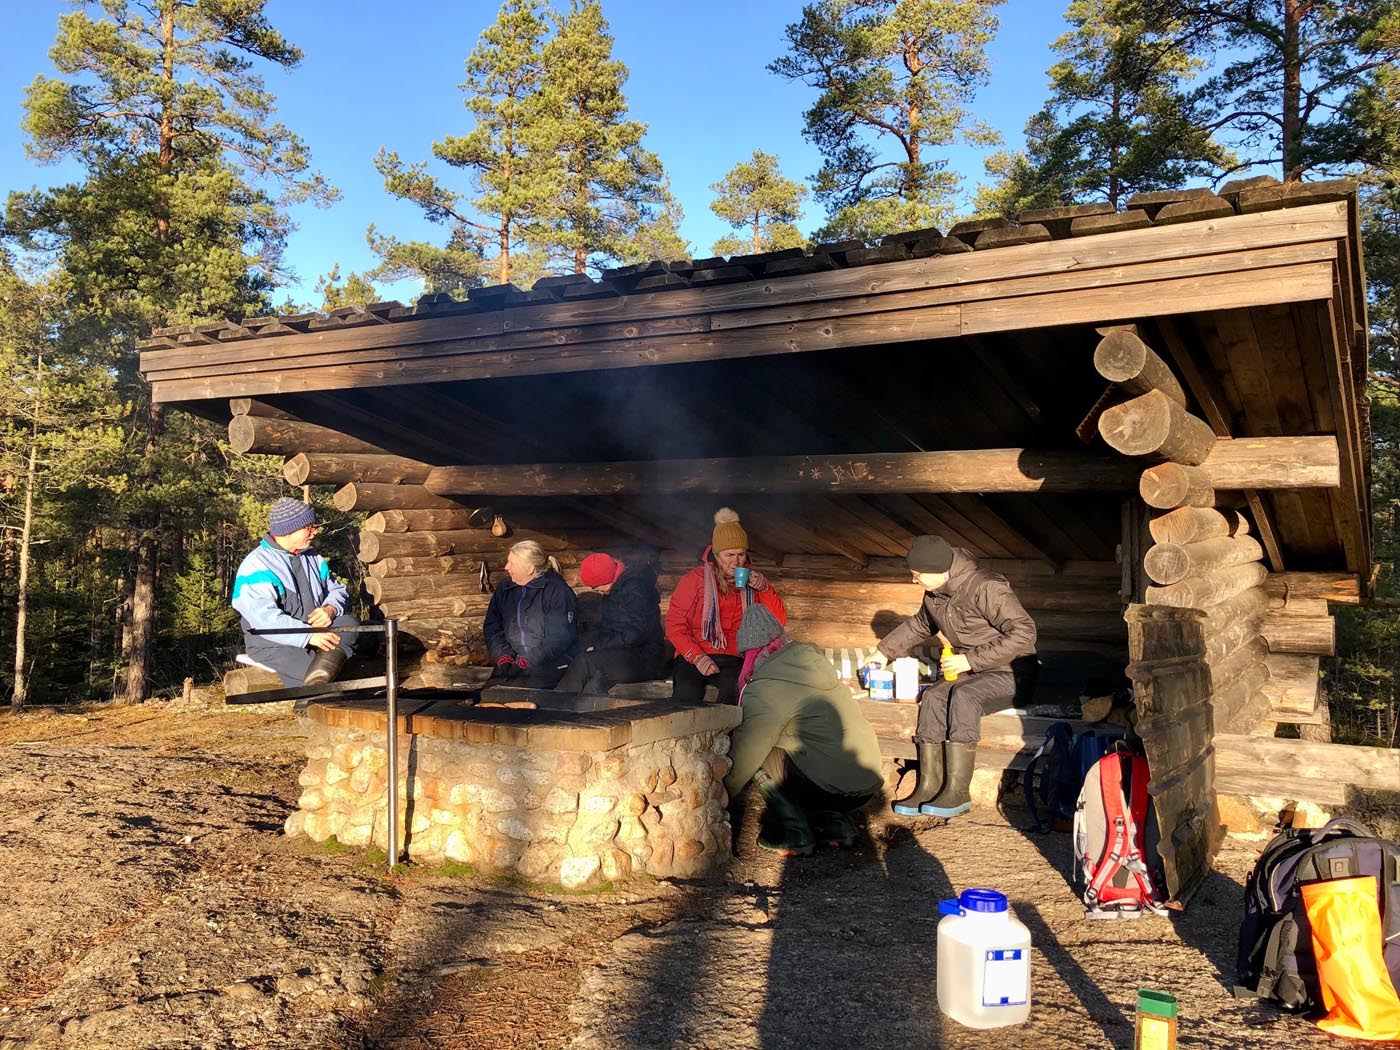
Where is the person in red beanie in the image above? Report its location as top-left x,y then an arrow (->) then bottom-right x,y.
555,552 -> 667,694
665,507 -> 787,705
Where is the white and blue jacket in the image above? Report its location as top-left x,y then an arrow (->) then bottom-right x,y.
232,536 -> 349,649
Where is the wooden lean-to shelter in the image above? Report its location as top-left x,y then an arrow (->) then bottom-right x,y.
140,176 -> 1384,901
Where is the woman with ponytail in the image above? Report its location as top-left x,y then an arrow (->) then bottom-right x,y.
665,508 -> 787,705
483,539 -> 579,688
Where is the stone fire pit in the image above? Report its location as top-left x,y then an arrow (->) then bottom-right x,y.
284,691 -> 740,888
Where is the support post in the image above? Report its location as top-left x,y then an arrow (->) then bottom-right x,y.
385,618 -> 399,872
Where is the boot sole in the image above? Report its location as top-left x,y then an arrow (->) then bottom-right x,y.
757,841 -> 814,857
919,801 -> 971,817
891,802 -> 929,816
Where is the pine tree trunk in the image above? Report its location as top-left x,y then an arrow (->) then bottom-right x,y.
1281,0 -> 1303,181
12,440 -> 37,710
121,534 -> 157,705
12,350 -> 44,710
119,401 -> 165,705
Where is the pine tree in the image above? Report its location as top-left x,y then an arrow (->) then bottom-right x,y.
617,180 -> 693,265
0,255 -> 124,707
769,0 -> 1004,241
1164,0 -> 1400,181
709,151 -> 808,256
974,0 -> 1229,217
372,0 -> 554,291
315,264 -> 380,313
536,0 -> 668,274
6,0 -> 333,703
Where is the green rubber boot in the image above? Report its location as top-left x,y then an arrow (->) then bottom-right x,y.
892,740 -> 944,816
920,742 -> 975,818
752,770 -> 815,856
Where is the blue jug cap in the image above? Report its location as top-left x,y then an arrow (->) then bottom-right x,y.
959,888 -> 1008,913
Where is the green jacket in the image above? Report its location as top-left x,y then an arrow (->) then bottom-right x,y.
725,642 -> 885,799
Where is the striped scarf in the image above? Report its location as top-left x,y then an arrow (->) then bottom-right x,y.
699,560 -> 751,652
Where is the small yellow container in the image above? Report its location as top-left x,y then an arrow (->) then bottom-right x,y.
941,643 -> 958,682
1134,989 -> 1177,1050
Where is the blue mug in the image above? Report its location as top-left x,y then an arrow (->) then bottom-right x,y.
733,566 -> 750,588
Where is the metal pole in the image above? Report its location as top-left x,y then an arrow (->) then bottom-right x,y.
385,618 -> 399,872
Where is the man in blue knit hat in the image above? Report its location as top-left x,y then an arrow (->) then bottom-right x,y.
232,498 -> 359,686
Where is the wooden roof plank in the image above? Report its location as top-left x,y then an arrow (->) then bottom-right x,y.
1313,298 -> 1369,576
939,493 -> 1055,562
905,493 -> 1017,558
863,493 -> 999,557
960,260 -> 1336,339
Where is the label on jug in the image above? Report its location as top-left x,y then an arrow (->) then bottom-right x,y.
982,948 -> 1028,1007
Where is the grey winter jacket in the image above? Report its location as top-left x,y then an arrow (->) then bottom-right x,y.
877,548 -> 1037,674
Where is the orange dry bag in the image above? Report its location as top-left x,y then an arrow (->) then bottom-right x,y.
1300,876 -> 1400,1040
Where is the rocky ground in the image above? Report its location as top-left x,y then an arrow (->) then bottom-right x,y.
0,698 -> 1390,1049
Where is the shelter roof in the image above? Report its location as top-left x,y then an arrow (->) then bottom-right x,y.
138,175 -> 1371,578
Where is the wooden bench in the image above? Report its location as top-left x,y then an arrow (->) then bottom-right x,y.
608,679 -> 1077,774
856,697 -> 1080,772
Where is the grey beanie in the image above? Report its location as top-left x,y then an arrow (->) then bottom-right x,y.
907,534 -> 954,573
269,498 -> 316,536
736,604 -> 786,653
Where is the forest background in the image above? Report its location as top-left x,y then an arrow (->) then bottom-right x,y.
0,0 -> 1397,748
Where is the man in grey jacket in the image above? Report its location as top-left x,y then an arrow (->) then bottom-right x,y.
873,535 -> 1037,819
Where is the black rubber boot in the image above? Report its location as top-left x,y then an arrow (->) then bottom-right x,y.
811,810 -> 858,848
752,769 -> 814,856
921,742 -> 975,817
302,648 -> 347,686
892,740 -> 944,816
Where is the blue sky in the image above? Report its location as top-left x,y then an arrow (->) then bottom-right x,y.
0,0 -> 1066,307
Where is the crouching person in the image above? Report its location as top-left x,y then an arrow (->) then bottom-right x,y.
724,606 -> 884,856
556,553 -> 666,694
874,535 -> 1036,819
232,498 -> 359,687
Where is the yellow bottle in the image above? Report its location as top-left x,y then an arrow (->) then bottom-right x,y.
1134,989 -> 1177,1050
942,643 -> 958,682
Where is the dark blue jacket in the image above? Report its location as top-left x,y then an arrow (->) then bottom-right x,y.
483,570 -> 579,668
597,564 -> 665,655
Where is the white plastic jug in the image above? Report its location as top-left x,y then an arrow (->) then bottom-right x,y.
937,888 -> 1032,1029
893,657 -> 920,700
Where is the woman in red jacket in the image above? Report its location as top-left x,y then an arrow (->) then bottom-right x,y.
665,508 -> 786,704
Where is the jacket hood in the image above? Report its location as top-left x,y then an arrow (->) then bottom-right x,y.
939,548 -> 978,591
751,642 -> 841,691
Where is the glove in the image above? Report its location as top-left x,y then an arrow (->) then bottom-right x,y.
496,654 -> 517,670
865,652 -> 888,669
514,656 -> 531,671
747,569 -> 770,592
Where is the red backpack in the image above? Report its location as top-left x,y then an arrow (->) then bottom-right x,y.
1071,748 -> 1169,918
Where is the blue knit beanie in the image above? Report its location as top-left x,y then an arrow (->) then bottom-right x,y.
268,498 -> 316,536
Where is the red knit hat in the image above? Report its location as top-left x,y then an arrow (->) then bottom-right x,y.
579,553 -> 623,588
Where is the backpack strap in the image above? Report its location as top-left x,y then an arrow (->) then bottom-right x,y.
1233,919 -> 1291,999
